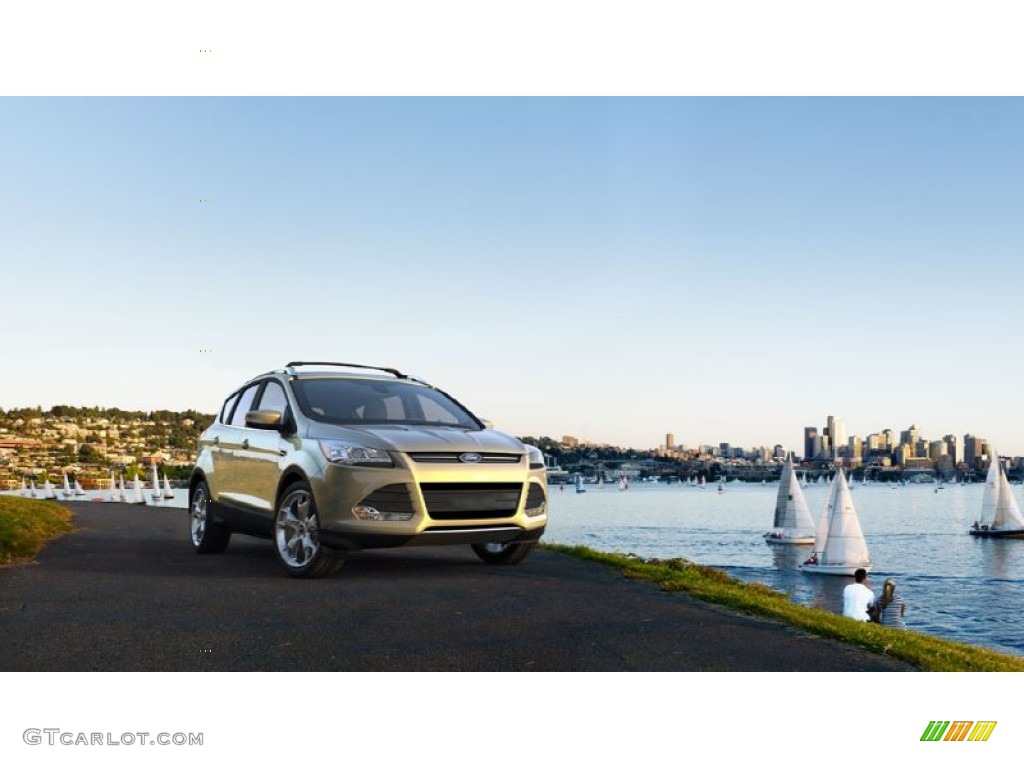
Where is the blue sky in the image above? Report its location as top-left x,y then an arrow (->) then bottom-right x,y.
3,97 -> 1024,454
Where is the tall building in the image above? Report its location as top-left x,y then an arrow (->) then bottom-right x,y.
827,415 -> 846,459
943,434 -> 962,465
804,427 -> 818,460
848,436 -> 863,461
666,433 -> 675,451
964,434 -> 984,469
900,424 -> 921,457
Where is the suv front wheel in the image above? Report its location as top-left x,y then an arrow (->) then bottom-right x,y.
190,480 -> 231,553
471,541 -> 537,565
274,481 -> 345,578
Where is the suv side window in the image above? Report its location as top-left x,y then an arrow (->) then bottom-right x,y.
220,392 -> 240,424
228,384 -> 262,427
256,381 -> 289,414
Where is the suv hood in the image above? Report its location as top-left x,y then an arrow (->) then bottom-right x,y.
306,423 -> 527,455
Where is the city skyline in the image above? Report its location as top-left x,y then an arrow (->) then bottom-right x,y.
4,98 -> 1024,454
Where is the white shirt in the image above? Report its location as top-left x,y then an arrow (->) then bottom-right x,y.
843,582 -> 875,621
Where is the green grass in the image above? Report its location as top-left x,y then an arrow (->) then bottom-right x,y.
543,543 -> 1024,672
0,496 -> 73,566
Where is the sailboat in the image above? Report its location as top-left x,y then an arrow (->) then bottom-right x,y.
618,476 -> 628,491
43,478 -> 57,499
61,474 -> 73,498
574,475 -> 586,494
150,465 -> 162,502
20,477 -> 28,496
162,473 -> 175,499
73,478 -> 86,496
764,459 -> 816,545
801,469 -> 871,575
107,470 -> 120,502
118,474 -> 128,503
131,474 -> 147,505
29,478 -> 38,498
969,451 -> 1024,538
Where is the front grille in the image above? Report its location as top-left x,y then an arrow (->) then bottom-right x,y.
408,452 -> 523,464
357,484 -> 415,516
525,484 -> 546,509
420,482 -> 523,520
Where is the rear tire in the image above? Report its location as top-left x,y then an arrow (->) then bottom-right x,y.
274,481 -> 345,578
471,541 -> 537,565
190,481 -> 231,553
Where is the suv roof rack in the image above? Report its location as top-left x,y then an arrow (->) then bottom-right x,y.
283,361 -> 407,379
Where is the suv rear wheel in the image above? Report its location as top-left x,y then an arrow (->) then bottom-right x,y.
190,480 -> 231,553
471,541 -> 537,565
274,481 -> 345,578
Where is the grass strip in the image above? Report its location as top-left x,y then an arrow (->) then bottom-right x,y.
543,543 -> 1024,672
0,496 -> 74,566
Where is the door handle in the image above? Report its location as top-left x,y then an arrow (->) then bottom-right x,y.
278,449 -> 287,456
241,439 -> 250,449
213,436 -> 220,445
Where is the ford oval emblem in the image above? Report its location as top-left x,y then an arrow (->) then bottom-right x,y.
459,452 -> 483,463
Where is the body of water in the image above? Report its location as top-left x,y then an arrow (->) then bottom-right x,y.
544,480 -> 1024,657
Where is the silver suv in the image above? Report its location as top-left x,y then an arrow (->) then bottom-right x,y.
188,362 -> 548,577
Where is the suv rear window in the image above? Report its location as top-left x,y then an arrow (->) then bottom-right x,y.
291,378 -> 480,429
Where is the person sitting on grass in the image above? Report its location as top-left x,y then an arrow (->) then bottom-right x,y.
876,578 -> 906,629
842,568 -> 875,622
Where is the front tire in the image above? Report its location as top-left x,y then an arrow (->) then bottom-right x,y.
274,482 -> 344,578
471,541 -> 537,565
190,481 -> 231,553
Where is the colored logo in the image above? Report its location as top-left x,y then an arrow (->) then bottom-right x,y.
921,721 -> 997,742
459,453 -> 482,463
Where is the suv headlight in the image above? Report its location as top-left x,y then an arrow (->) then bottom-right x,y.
526,445 -> 545,470
318,440 -> 394,467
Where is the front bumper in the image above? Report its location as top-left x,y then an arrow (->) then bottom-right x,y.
311,452 -> 548,551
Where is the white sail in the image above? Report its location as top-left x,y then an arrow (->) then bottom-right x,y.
118,474 -> 127,502
151,465 -> 161,500
20,477 -> 27,496
819,470 -> 870,568
991,456 -> 1024,530
29,479 -> 37,498
769,460 -> 816,538
812,473 -> 839,554
108,470 -> 120,502
132,475 -> 147,504
43,479 -> 57,499
979,453 -> 1000,527
62,474 -> 73,497
162,473 -> 175,499
73,478 -> 85,496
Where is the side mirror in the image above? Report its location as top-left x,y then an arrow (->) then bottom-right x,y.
480,418 -> 494,430
246,410 -> 284,430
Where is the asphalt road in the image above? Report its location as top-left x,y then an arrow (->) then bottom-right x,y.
0,502 -> 915,671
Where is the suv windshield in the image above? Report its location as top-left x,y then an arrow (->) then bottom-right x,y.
291,377 -> 481,429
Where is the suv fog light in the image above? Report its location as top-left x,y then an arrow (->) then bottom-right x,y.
525,503 -> 547,518
353,505 -> 414,522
